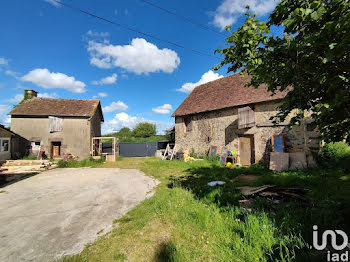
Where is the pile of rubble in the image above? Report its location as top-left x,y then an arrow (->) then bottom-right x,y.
238,185 -> 309,207
0,160 -> 56,184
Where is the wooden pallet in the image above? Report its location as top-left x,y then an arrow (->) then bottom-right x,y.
162,143 -> 177,160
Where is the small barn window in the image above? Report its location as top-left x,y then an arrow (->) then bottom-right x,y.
0,138 -> 10,152
49,116 -> 63,133
238,106 -> 255,129
184,117 -> 192,132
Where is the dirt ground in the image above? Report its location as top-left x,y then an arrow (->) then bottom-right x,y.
0,168 -> 159,262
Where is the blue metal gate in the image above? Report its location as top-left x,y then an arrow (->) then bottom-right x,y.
119,142 -> 159,157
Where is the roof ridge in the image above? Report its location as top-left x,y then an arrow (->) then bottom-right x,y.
9,97 -> 101,117
172,74 -> 287,117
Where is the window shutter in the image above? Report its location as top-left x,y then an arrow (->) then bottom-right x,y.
49,116 -> 63,132
238,106 -> 255,129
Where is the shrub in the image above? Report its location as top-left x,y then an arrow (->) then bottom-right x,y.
318,142 -> 350,171
132,122 -> 156,138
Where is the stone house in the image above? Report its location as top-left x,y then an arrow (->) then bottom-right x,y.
9,90 -> 104,160
172,74 -> 320,165
0,124 -> 27,160
0,125 -> 13,161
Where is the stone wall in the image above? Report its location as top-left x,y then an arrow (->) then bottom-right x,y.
175,101 -> 320,164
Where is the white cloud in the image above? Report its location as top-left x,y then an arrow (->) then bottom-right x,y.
152,104 -> 173,114
98,92 -> 108,97
92,73 -> 117,85
102,101 -> 128,112
213,0 -> 277,30
102,112 -> 173,135
44,0 -> 60,7
0,105 -> 10,112
7,94 -> 24,103
5,70 -> 19,79
93,92 -> 108,99
21,68 -> 86,93
87,38 -> 180,74
86,30 -> 110,38
0,105 -> 11,126
0,105 -> 11,127
0,57 -> 8,65
0,115 -> 10,127
38,92 -> 58,98
177,70 -> 224,93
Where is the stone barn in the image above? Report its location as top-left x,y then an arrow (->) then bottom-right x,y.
0,124 -> 28,160
9,89 -> 104,160
172,74 -> 320,165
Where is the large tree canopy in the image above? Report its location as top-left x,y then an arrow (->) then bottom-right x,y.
214,0 -> 350,142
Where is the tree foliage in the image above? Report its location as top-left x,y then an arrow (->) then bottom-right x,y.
132,122 -> 157,138
214,0 -> 350,142
118,127 -> 132,137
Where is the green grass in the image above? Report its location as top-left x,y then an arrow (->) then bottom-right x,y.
21,154 -> 38,160
58,158 -> 350,262
57,157 -> 105,168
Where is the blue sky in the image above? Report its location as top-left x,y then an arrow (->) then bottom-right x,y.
0,0 -> 277,134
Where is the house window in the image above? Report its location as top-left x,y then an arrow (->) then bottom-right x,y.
30,141 -> 41,154
238,106 -> 255,129
49,116 -> 63,133
0,138 -> 10,152
184,117 -> 192,132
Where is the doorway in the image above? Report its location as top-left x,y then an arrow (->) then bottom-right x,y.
51,142 -> 62,158
239,135 -> 255,166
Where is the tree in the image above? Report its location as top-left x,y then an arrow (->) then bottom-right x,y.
118,127 -> 132,137
132,122 -> 156,138
214,0 -> 350,142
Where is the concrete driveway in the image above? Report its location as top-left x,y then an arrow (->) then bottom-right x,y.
0,168 -> 159,262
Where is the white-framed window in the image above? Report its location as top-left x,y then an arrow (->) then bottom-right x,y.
0,138 -> 10,153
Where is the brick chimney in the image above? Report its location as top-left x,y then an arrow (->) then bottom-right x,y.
24,89 -> 38,100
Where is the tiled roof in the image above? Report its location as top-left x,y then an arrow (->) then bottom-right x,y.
172,74 -> 287,117
9,98 -> 103,120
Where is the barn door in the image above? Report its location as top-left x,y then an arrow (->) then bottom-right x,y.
51,142 -> 61,158
239,136 -> 254,166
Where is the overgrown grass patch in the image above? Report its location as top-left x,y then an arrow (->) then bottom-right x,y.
57,157 -> 105,168
59,158 -> 350,262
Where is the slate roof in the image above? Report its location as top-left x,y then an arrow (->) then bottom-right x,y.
9,98 -> 104,121
172,74 -> 287,117
0,124 -> 15,136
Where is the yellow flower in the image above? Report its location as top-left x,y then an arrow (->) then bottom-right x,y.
206,240 -> 209,244
201,236 -> 204,239
209,250 -> 212,253
256,258 -> 259,261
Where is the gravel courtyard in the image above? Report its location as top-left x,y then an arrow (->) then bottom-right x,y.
0,168 -> 159,262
